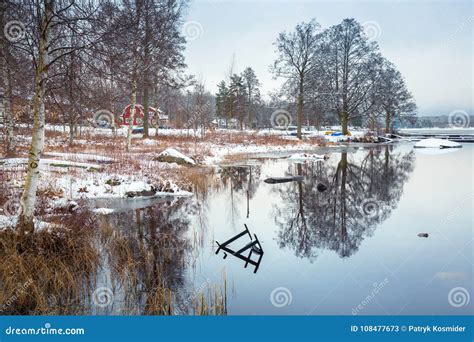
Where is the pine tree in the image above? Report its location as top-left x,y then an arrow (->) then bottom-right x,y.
241,67 -> 261,129
215,81 -> 228,126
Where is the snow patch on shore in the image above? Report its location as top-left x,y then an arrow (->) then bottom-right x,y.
0,216 -> 58,232
44,152 -> 114,162
55,174 -> 190,200
414,138 -> 461,149
0,158 -> 100,170
288,153 -> 327,161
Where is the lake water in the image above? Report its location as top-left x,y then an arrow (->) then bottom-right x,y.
101,142 -> 473,315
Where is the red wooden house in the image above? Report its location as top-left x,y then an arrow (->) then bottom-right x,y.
119,104 -> 168,127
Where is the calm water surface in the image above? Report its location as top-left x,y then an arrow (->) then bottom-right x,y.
104,143 -> 473,315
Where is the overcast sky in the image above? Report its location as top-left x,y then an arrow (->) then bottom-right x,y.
182,0 -> 473,116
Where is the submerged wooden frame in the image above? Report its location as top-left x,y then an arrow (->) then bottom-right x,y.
215,224 -> 264,273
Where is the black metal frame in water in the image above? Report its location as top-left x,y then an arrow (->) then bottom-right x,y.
215,224 -> 264,273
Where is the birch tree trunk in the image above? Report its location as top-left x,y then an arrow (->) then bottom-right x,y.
1,41 -> 15,157
3,59 -> 16,158
142,5 -> 150,138
18,0 -> 52,233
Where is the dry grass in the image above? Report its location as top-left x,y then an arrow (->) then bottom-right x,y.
0,190 -> 228,316
193,273 -> 227,315
0,127 -> 267,316
103,214 -> 182,315
0,211 -> 100,315
178,167 -> 218,195
41,129 -> 323,158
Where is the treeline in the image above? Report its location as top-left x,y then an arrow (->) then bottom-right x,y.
0,1 -> 417,231
214,18 -> 417,138
0,0 -> 194,231
273,18 -> 416,138
1,0 -> 219,146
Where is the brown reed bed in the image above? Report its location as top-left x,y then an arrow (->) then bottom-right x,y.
0,211 -> 100,315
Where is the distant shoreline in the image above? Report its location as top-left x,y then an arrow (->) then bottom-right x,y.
399,128 -> 474,135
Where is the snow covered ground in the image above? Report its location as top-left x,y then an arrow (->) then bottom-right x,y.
40,123 -> 367,140
414,138 -> 462,148
288,153 -> 327,161
0,124 -> 376,230
203,142 -> 320,164
0,158 -> 101,170
44,152 -> 115,163
0,215 -> 58,232
54,174 -> 191,200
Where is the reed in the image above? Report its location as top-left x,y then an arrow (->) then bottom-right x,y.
193,272 -> 227,315
0,211 -> 100,315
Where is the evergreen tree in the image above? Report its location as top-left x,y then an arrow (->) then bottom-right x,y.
241,67 -> 261,128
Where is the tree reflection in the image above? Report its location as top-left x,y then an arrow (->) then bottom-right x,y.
273,146 -> 415,261
219,165 -> 262,223
105,198 -> 194,314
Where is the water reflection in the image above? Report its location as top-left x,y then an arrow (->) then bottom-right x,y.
273,146 -> 415,260
89,147 -> 416,314
100,198 -> 200,314
219,165 -> 262,223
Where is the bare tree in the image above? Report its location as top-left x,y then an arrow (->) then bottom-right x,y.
272,19 -> 321,138
318,19 -> 381,135
191,81 -> 213,137
15,0 -> 101,232
0,1 -> 17,157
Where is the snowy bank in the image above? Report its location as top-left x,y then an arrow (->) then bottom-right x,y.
44,152 -> 114,163
0,158 -> 101,170
0,215 -> 58,232
414,138 -> 462,149
55,174 -> 191,200
288,153 -> 327,161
